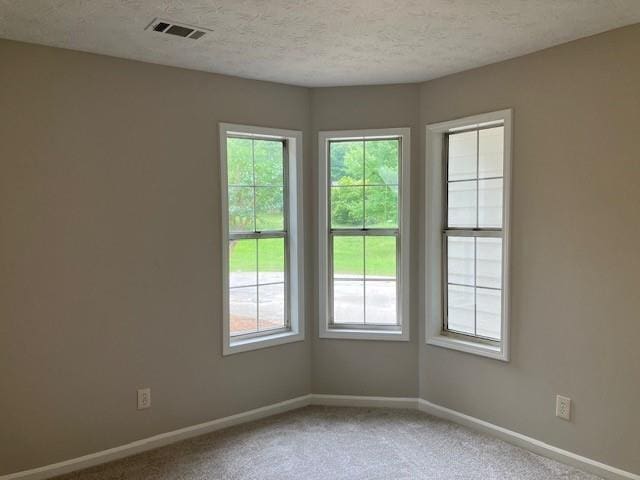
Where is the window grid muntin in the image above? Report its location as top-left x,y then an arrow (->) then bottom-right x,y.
227,136 -> 290,338
328,138 -> 401,329
443,126 -> 504,342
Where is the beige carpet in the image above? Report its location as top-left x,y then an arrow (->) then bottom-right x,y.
55,406 -> 601,479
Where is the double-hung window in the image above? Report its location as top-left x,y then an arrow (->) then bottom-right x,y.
426,110 -> 511,360
220,124 -> 304,355
318,128 -> 410,341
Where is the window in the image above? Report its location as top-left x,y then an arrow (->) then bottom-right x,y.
220,124 -> 304,355
318,128 -> 410,341
425,110 -> 511,361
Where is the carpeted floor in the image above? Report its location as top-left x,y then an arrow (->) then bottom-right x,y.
55,406 -> 602,479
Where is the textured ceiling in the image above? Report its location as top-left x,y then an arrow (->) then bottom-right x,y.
1,0 -> 640,87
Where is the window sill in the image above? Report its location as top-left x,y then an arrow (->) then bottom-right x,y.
319,327 -> 409,342
224,329 -> 304,356
426,333 -> 508,361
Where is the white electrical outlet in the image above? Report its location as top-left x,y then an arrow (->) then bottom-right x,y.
556,395 -> 571,420
137,388 -> 151,410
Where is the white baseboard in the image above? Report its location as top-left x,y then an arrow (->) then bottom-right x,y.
417,399 -> 639,480
1,394 -> 312,480
4,394 -> 638,480
310,394 -> 418,409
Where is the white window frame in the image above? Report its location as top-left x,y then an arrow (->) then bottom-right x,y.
425,110 -> 512,361
219,123 -> 305,355
318,128 -> 411,341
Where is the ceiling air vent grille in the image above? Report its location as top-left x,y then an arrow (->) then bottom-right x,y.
145,18 -> 211,40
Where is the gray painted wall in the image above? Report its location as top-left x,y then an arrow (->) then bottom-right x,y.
2,23 -> 640,476
0,40 -> 312,475
418,24 -> 640,474
309,85 -> 420,397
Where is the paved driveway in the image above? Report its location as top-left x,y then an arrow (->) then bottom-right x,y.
229,273 -> 397,328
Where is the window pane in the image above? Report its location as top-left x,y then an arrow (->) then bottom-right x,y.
447,236 -> 474,286
255,187 -> 284,231
229,239 -> 257,288
228,186 -> 255,232
333,236 -> 364,278
365,280 -> 396,325
447,285 -> 475,335
258,237 -> 285,285
365,236 -> 396,278
227,138 -> 253,186
258,283 -> 285,331
333,280 -> 364,324
476,288 -> 501,340
254,140 -> 284,186
331,186 -> 363,229
365,186 -> 398,228
479,126 -> 503,178
476,237 -> 502,289
443,124 -> 506,342
448,180 -> 476,228
330,141 -> 364,185
230,286 -> 257,336
478,178 -> 503,228
365,139 -> 399,185
448,131 -> 477,181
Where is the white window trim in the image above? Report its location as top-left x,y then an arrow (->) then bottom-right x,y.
318,128 -> 411,341
219,123 -> 305,355
425,110 -> 512,361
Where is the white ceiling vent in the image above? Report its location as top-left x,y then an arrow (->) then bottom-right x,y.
145,18 -> 210,40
